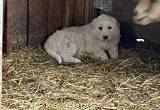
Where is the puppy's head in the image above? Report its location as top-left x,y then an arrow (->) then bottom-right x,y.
91,14 -> 121,42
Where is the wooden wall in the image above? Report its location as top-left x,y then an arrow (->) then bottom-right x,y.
3,0 -> 94,52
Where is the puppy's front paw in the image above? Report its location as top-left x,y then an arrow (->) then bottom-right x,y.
74,58 -> 82,63
62,56 -> 82,64
100,55 -> 108,61
108,46 -> 118,59
111,54 -> 118,59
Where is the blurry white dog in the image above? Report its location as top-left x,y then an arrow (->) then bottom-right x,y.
44,14 -> 120,64
133,0 -> 160,25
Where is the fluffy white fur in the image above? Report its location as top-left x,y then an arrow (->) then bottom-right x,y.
133,0 -> 160,25
44,14 -> 120,64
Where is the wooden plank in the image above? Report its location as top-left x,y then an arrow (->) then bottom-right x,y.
6,0 -> 27,52
3,0 -> 7,52
28,0 -> 48,45
62,0 -> 75,27
0,0 -> 4,108
85,0 -> 94,24
0,0 -> 4,52
74,0 -> 85,26
48,0 -> 63,36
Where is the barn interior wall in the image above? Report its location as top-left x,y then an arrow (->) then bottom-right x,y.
4,0 -> 160,52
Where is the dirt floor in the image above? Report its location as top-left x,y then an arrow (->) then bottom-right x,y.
2,43 -> 160,110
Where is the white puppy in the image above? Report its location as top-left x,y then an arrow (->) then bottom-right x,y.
44,14 -> 120,64
133,0 -> 160,25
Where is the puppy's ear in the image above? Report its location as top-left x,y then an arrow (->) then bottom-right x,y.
111,17 -> 120,28
96,14 -> 108,20
116,21 -> 120,28
91,17 -> 98,29
91,14 -> 106,28
98,14 -> 106,17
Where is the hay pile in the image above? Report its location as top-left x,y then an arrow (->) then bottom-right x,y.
2,44 -> 160,110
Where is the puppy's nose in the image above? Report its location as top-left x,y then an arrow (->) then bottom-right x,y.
103,35 -> 108,40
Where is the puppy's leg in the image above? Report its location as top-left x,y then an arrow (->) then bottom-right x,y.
89,48 -> 108,61
59,42 -> 82,64
108,45 -> 118,59
45,48 -> 62,64
61,56 -> 82,63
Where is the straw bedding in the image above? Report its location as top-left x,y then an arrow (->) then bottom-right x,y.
2,43 -> 160,110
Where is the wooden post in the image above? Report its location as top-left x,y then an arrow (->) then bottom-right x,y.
62,0 -> 75,27
74,0 -> 85,26
0,0 -> 4,109
28,0 -> 48,45
48,0 -> 63,36
5,0 -> 27,52
85,0 -> 94,24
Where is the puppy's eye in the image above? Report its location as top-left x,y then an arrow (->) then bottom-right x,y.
98,26 -> 103,31
108,26 -> 112,30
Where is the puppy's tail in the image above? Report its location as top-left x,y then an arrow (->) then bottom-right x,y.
45,48 -> 62,64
